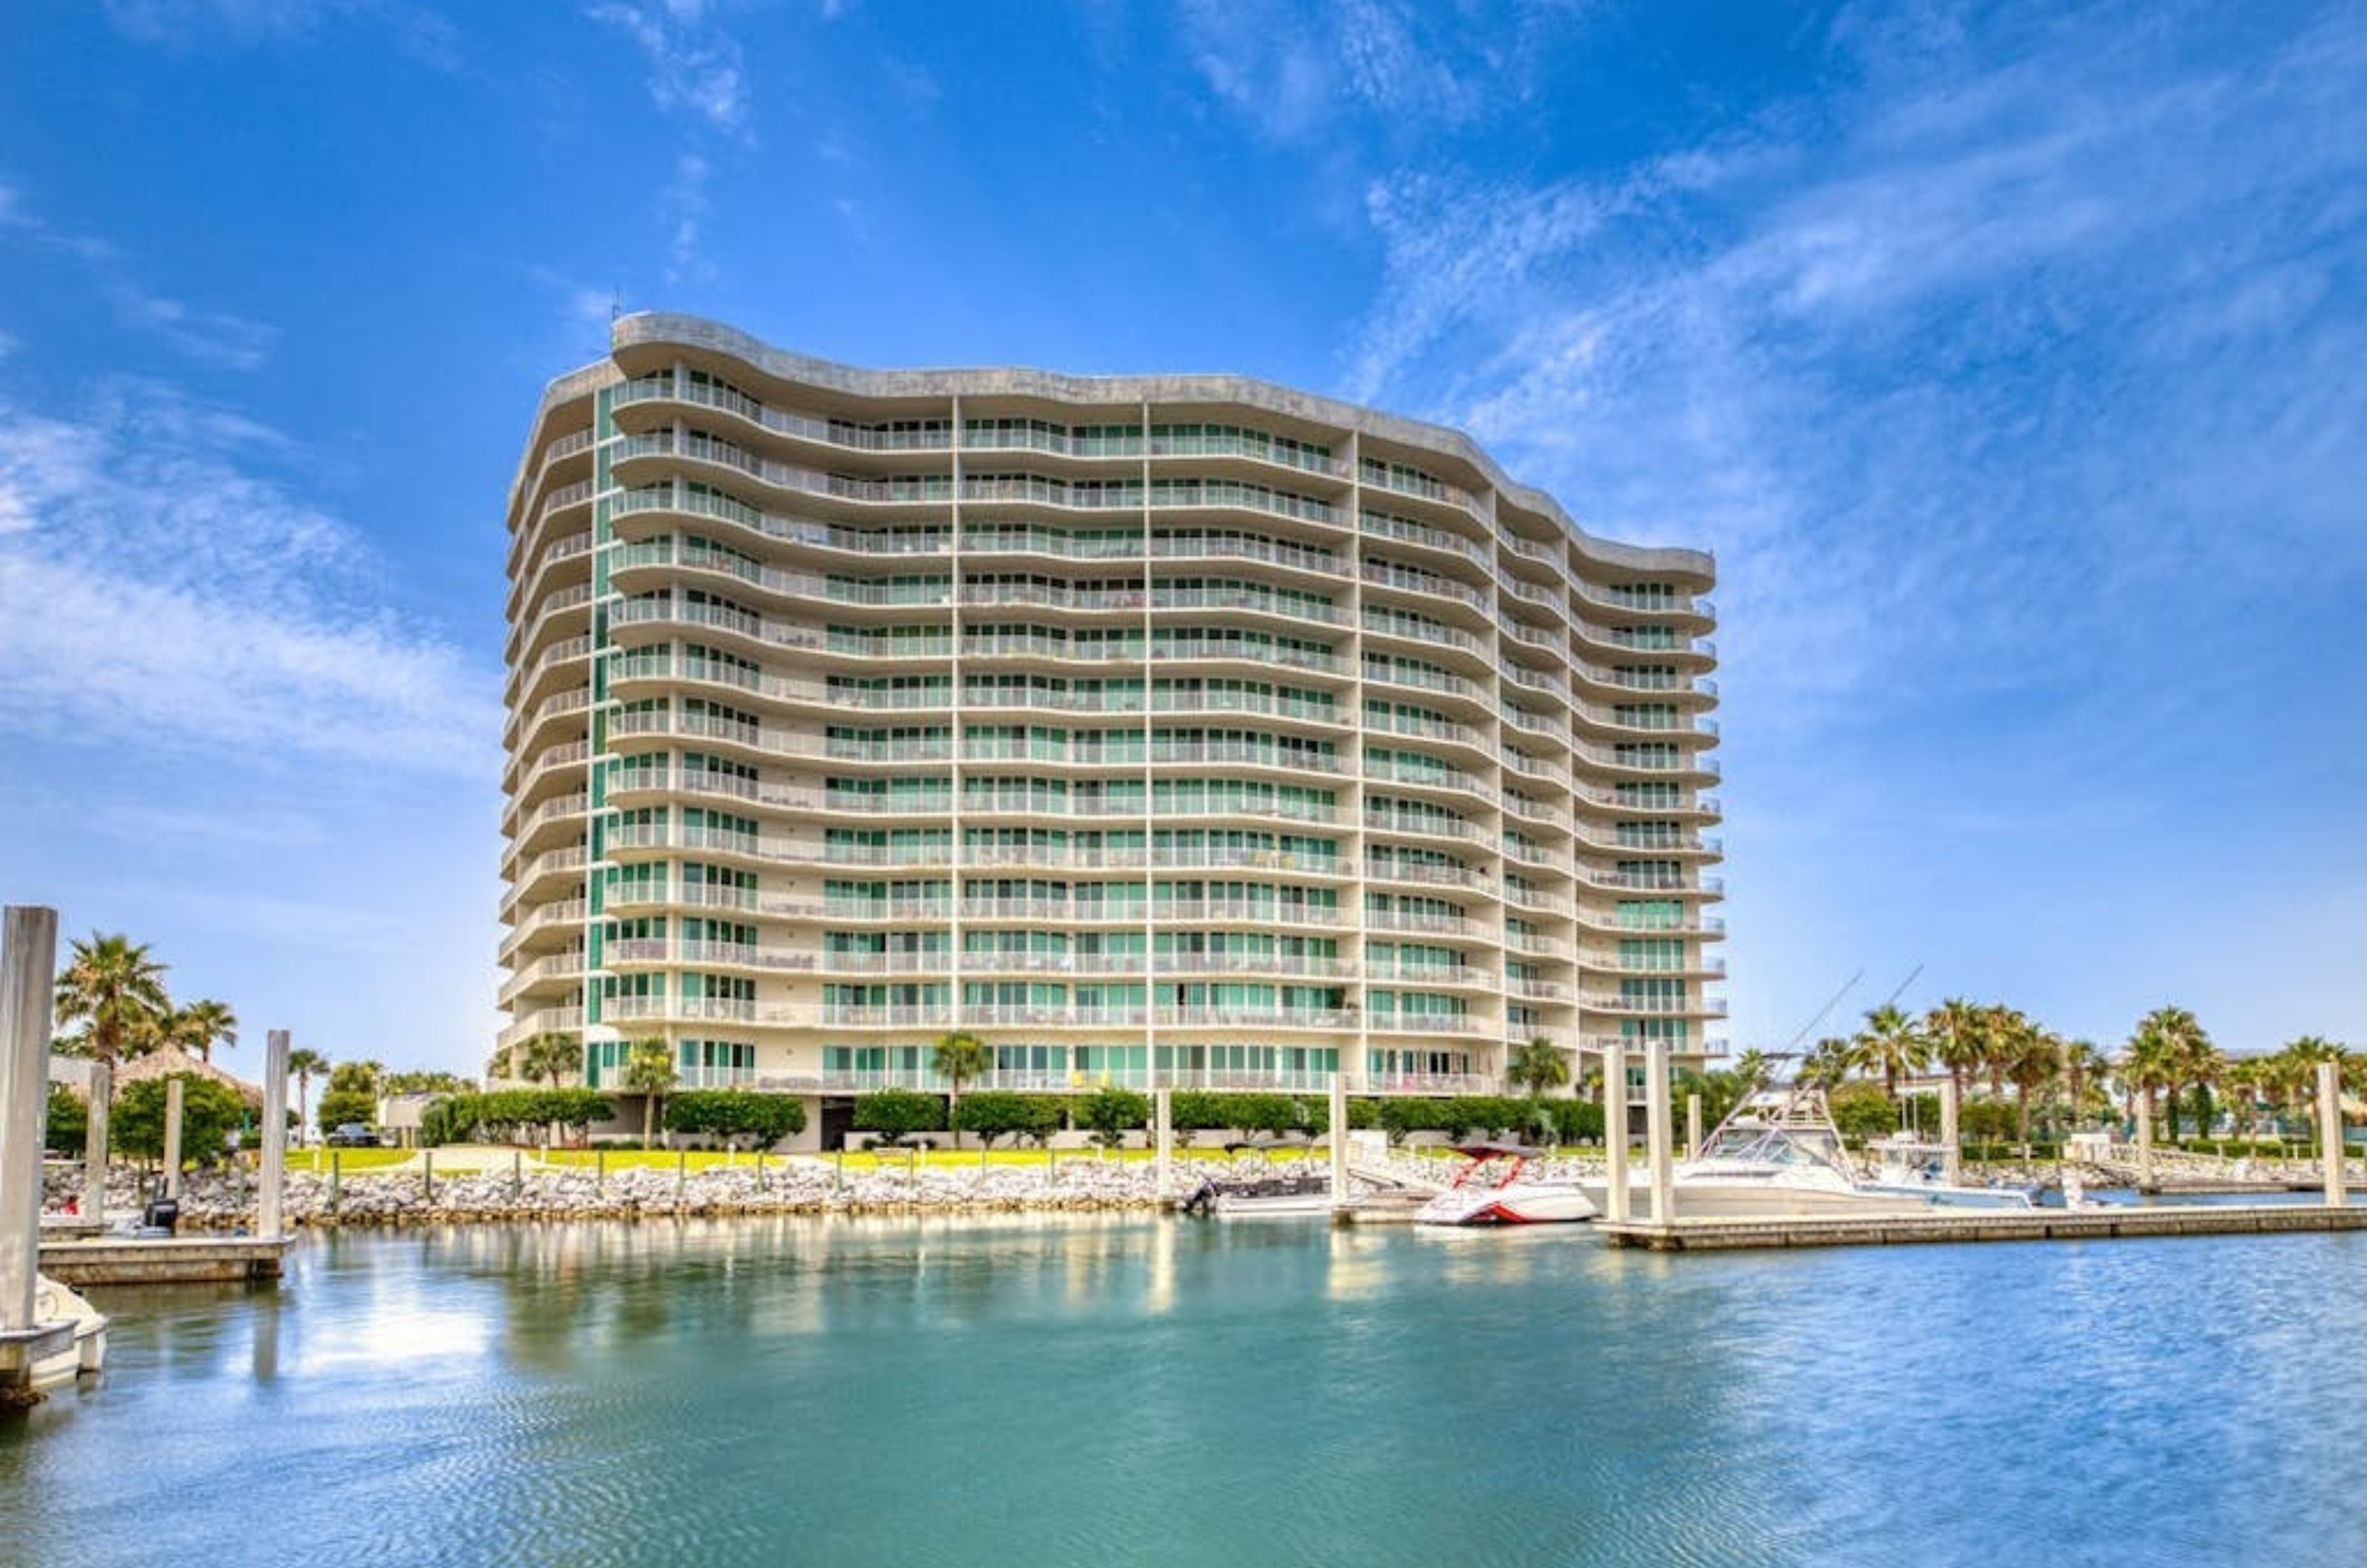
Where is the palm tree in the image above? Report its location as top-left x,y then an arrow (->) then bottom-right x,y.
1978,1004 -> 2032,1103
2006,1028 -> 2064,1143
1507,1037 -> 1570,1098
621,1040 -> 676,1149
516,1031 -> 580,1089
932,1030 -> 993,1146
286,1047 -> 328,1142
166,998 -> 239,1064
1925,998 -> 1987,1102
1800,1035 -> 1863,1092
2274,1037 -> 2347,1142
2118,1026 -> 2179,1138
1854,1004 -> 1928,1099
53,933 -> 171,1067
1731,1049 -> 1774,1095
2130,1006 -> 2213,1140
2059,1040 -> 2108,1131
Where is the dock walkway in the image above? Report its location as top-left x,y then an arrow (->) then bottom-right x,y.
1598,1204 -> 2367,1251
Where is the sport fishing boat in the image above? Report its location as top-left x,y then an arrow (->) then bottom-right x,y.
1626,1089 -> 2036,1217
1415,1143 -> 1598,1226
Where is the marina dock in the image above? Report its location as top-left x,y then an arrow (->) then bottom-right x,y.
36,1236 -> 291,1287
1598,1203 -> 2367,1251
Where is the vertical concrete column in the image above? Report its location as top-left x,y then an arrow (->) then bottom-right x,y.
1601,1041 -> 1630,1223
1686,1093 -> 1704,1160
1152,1087 -> 1173,1202
1645,1038 -> 1676,1226
2135,1089 -> 2155,1190
84,1061 -> 112,1224
2318,1061 -> 2346,1209
1939,1076 -> 1962,1186
163,1077 -> 186,1200
1328,1072 -> 1348,1207
1,906 -> 59,1335
258,1029 -> 290,1240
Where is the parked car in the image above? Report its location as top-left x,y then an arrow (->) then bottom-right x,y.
325,1123 -> 384,1148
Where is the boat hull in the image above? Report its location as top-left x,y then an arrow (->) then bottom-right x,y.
1584,1179 -> 2034,1220
1416,1183 -> 1597,1226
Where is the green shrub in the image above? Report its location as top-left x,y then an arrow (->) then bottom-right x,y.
419,1089 -> 615,1146
851,1089 -> 945,1144
316,1087 -> 377,1134
1958,1099 -> 2020,1141
115,1074 -> 246,1166
1078,1087 -> 1149,1147
664,1090 -> 808,1149
950,1091 -> 1064,1147
44,1083 -> 87,1155
1828,1083 -> 1899,1143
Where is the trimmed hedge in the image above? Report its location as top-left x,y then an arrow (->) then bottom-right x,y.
421,1089 -> 615,1147
664,1090 -> 807,1149
950,1091 -> 1067,1146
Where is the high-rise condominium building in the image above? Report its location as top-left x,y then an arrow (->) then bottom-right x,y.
501,314 -> 1722,1142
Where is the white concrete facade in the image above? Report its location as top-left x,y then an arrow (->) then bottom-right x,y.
499,314 -> 1723,1109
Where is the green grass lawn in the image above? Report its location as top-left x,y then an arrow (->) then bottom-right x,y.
279,1148 -> 413,1173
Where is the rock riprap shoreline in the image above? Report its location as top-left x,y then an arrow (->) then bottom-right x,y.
41,1155 -> 1348,1229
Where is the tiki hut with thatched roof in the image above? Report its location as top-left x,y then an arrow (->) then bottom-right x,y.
109,1044 -> 265,1109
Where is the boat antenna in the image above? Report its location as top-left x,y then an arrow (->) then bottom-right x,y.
1874,963 -> 1923,1012
1780,968 -> 1863,1055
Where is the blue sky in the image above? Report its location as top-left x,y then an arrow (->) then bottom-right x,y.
1,0 -> 2360,1077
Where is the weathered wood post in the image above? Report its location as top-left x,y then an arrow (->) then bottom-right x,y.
1602,1040 -> 1630,1223
257,1030 -> 290,1240
2135,1089 -> 2155,1191
1328,1072 -> 1349,1210
1686,1092 -> 1704,1161
1939,1075 -> 1962,1186
1153,1087 -> 1174,1203
163,1078 -> 186,1200
1645,1038 -> 1676,1226
2318,1061 -> 2346,1209
84,1060 -> 112,1225
1,907 -> 58,1340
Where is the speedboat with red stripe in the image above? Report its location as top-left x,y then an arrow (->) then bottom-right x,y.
1414,1143 -> 1598,1226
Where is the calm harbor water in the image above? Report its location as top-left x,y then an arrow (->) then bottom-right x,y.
7,1217 -> 2367,1567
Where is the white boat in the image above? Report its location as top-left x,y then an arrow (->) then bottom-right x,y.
1621,1090 -> 2036,1218
1416,1143 -> 1598,1226
15,1275 -> 109,1392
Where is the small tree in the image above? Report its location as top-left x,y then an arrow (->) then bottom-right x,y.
1507,1037 -> 1570,1099
317,1087 -> 377,1133
621,1039 -> 677,1149
852,1089 -> 945,1148
666,1090 -> 808,1153
1077,1087 -> 1149,1151
931,1031 -> 994,1147
1827,1083 -> 1898,1144
286,1047 -> 328,1143
115,1075 -> 246,1168
951,1090 -> 1039,1149
516,1031 -> 580,1089
166,998 -> 239,1064
45,1084 -> 88,1155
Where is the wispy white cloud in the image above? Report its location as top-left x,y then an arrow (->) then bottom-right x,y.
0,380 -> 499,774
590,0 -> 751,138
0,178 -> 116,261
1345,1 -> 2367,729
1175,0 -> 1576,144
662,151 -> 714,284
108,283 -> 280,370
4,183 -> 274,368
